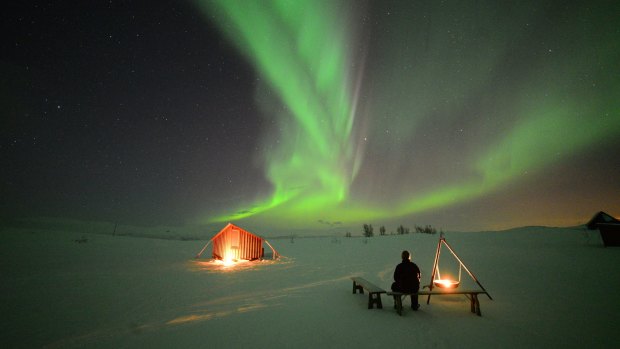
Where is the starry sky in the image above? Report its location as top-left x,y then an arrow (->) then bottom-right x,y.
2,0 -> 619,234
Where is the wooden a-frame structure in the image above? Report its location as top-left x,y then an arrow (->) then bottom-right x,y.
426,236 -> 492,304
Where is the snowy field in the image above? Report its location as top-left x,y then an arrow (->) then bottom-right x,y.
2,226 -> 619,348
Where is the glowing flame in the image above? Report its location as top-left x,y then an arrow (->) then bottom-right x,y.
221,257 -> 235,267
216,248 -> 249,268
434,279 -> 460,289
219,248 -> 238,266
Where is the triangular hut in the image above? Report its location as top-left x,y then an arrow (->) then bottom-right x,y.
195,223 -> 279,261
586,211 -> 619,230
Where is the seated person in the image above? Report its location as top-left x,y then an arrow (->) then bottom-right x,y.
392,250 -> 421,310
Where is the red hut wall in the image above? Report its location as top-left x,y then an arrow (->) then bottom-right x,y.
212,224 -> 264,260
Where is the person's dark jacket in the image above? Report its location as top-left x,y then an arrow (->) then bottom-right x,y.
393,260 -> 421,293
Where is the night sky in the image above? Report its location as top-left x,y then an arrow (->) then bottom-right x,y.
2,0 -> 619,233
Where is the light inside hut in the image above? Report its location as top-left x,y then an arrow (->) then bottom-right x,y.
220,248 -> 239,266
221,256 -> 235,267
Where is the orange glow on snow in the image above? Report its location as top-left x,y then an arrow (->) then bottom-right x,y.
214,255 -> 250,269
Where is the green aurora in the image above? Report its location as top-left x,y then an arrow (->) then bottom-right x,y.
195,0 -> 620,228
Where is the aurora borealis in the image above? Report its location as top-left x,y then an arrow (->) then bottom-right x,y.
194,0 -> 362,222
2,0 -> 620,233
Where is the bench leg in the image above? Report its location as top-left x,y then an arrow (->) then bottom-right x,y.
352,281 -> 364,294
368,293 -> 383,309
473,294 -> 481,316
467,293 -> 482,316
393,295 -> 403,315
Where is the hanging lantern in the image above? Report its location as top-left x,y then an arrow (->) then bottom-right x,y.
433,279 -> 460,288
432,258 -> 462,289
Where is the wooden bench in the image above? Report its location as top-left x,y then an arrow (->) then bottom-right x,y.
351,277 -> 386,309
387,289 -> 490,316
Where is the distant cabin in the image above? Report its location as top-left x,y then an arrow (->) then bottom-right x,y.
195,223 -> 279,260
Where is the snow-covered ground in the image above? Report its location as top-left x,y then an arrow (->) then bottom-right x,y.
1,226 -> 619,348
